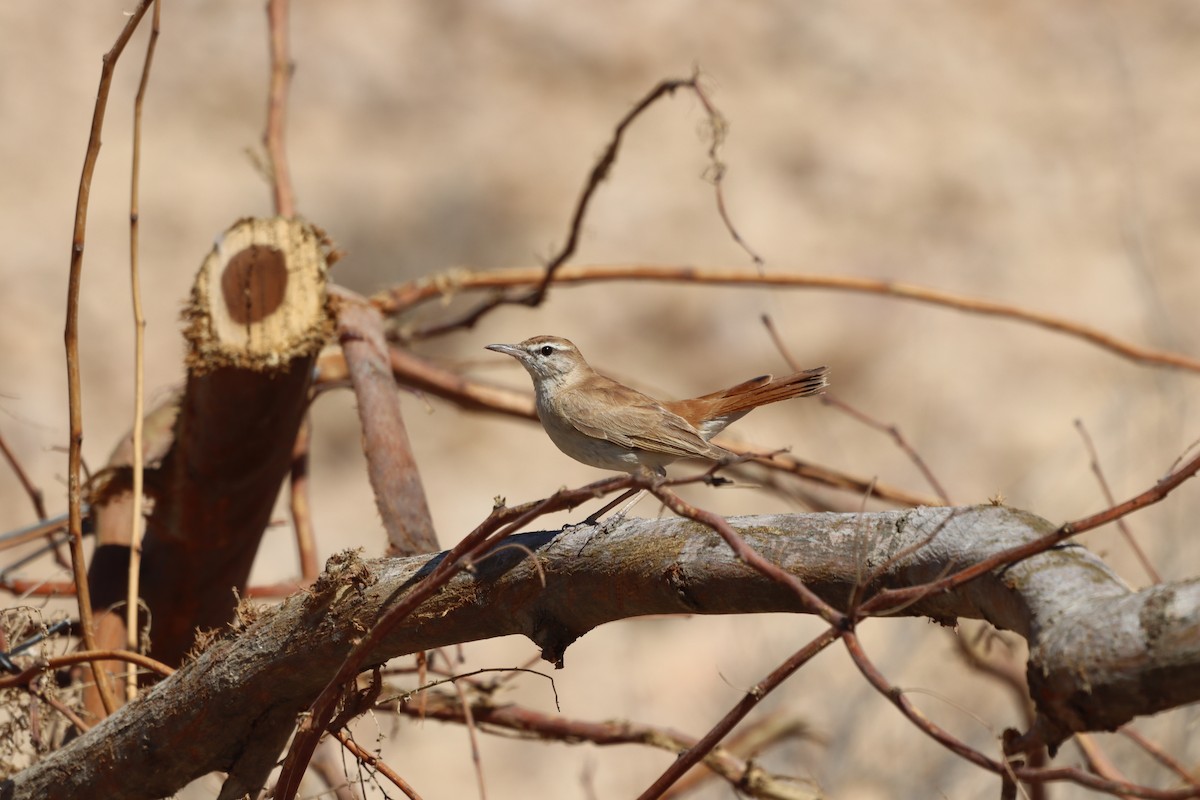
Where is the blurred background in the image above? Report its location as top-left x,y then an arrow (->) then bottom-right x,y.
3,1 -> 1199,797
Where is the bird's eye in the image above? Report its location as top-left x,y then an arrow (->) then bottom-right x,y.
539,345 -> 554,357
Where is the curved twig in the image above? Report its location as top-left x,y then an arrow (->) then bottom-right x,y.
64,0 -> 156,718
0,648 -> 174,690
375,264 -> 1200,374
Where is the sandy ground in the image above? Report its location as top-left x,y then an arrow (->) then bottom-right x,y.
2,2 -> 1200,798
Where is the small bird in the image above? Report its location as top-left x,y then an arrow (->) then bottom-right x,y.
486,335 -> 827,478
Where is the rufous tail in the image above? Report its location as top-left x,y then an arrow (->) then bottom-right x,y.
666,365 -> 828,437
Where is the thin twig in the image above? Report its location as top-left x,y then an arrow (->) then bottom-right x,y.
762,312 -> 951,503
125,0 -> 161,704
860,448 -> 1200,616
315,346 -> 943,507
273,476 -> 635,800
527,76 -> 705,305
290,417 -> 319,580
64,0 -> 155,719
0,648 -> 174,690
951,628 -> 1048,799
1074,733 -> 1137,800
648,483 -> 844,625
0,514 -> 71,554
688,72 -> 763,265
1075,419 -> 1161,583
393,691 -> 817,800
659,710 -> 817,800
632,482 -> 848,799
637,628 -> 840,800
412,74 -> 754,338
309,738 -> 363,800
0,433 -> 65,570
33,677 -> 92,735
450,677 -> 488,800
843,630 -> 1197,799
333,729 -> 425,800
390,666 -> 560,712
0,430 -> 47,521
376,264 -> 1200,374
265,0 -> 296,217
1119,726 -> 1200,787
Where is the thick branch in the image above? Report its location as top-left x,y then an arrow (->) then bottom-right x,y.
7,506 -> 1197,799
87,217 -> 334,670
331,290 -> 437,556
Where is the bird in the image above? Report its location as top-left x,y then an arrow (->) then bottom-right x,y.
485,335 -> 827,478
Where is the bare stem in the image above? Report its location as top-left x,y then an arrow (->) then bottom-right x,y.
64,0 -> 155,719
265,0 -> 296,217
125,0 -> 162,703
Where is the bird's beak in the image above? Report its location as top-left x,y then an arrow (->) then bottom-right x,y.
485,343 -> 520,357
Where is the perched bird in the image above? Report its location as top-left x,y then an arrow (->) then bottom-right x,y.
486,335 -> 827,477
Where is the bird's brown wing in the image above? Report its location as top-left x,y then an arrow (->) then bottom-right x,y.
552,380 -> 725,459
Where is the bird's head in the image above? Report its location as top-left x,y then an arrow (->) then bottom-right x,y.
485,335 -> 590,387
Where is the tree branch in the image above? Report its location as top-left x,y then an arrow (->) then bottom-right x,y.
6,505 -> 1198,799
375,264 -> 1200,373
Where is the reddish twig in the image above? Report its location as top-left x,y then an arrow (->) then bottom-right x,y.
265,0 -> 296,217
636,627 -> 840,800
1075,419 -> 1162,583
273,476 -> 634,800
0,578 -> 76,598
0,648 -> 174,690
0,430 -> 47,521
648,483 -> 844,626
32,676 -> 92,735
333,729 -> 425,800
819,393 -> 953,503
632,483 -> 846,799
1119,727 -> 1200,787
953,627 -> 1047,800
762,312 -> 951,503
411,74 -> 754,338
1074,733 -> 1137,800
658,710 -> 817,800
375,264 -> 1200,374
243,578 -> 309,598
308,738 -> 362,800
392,691 -> 816,800
528,77 -> 702,306
64,0 -> 156,719
860,448 -> 1200,616
844,629 -> 1200,799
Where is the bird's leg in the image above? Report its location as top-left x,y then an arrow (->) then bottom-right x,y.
580,487 -> 643,526
592,488 -> 648,530
570,487 -> 649,556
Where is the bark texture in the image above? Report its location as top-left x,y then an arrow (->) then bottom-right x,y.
6,506 -> 1198,799
86,217 -> 334,678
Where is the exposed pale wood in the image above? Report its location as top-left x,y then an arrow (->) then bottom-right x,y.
184,217 -> 332,373
85,217 -> 334,671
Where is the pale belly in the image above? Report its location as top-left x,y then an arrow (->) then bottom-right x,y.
537,403 -> 671,475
